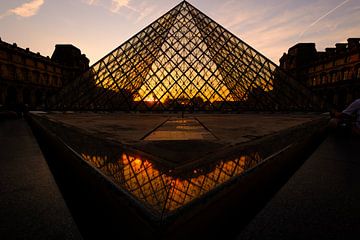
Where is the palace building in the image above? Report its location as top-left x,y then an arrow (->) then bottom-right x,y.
0,38 -> 89,110
280,38 -> 360,110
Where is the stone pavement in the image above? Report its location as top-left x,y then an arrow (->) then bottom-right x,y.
237,133 -> 360,240
0,119 -> 82,240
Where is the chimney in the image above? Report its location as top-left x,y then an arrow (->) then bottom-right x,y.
335,43 -> 347,53
347,38 -> 360,51
325,48 -> 336,55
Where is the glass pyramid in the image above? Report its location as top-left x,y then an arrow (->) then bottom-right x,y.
50,1 -> 319,112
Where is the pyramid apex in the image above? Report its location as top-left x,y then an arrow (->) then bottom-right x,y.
178,0 -> 196,10
180,0 -> 191,6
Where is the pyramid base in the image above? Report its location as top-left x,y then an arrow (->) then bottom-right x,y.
27,112 -> 328,239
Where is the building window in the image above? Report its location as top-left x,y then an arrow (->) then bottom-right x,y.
327,73 -> 331,83
316,76 -> 321,85
343,69 -> 349,80
29,71 -> 35,82
33,71 -> 40,84
311,77 -> 316,86
50,76 -> 56,86
332,72 -> 337,83
44,74 -> 49,85
323,74 -> 328,84
15,68 -> 20,80
336,71 -> 342,81
7,65 -> 15,79
24,69 -> 29,82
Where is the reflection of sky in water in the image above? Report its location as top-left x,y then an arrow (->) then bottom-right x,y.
81,151 -> 262,217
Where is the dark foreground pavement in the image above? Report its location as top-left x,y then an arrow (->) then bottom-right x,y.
0,119 -> 82,240
237,133 -> 360,240
1,118 -> 359,240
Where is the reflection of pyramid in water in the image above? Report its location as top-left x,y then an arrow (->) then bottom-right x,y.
51,1 -> 318,111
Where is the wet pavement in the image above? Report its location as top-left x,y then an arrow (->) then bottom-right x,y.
237,133 -> 360,240
0,119 -> 82,240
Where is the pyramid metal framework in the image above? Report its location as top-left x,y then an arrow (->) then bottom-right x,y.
81,151 -> 263,219
50,1 -> 319,112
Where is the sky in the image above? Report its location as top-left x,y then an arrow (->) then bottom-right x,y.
0,0 -> 359,65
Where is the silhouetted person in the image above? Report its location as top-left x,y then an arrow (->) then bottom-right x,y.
329,98 -> 360,136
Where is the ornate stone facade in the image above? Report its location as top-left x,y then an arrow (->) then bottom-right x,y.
0,38 -> 89,110
280,38 -> 360,110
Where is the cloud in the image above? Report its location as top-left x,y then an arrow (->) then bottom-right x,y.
111,0 -> 131,13
8,0 -> 45,18
82,0 -> 137,13
131,1 -> 158,23
0,12 -> 11,20
207,0 -> 359,63
83,0 -> 98,5
135,7 -> 155,22
299,0 -> 351,37
73,0 -> 359,64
